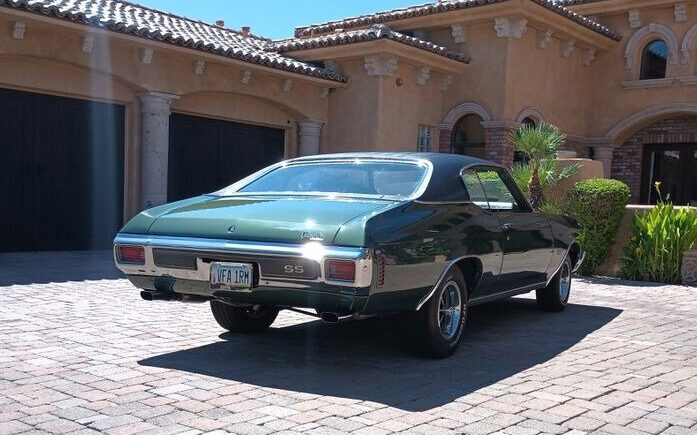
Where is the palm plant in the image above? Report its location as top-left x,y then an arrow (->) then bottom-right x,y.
510,123 -> 567,209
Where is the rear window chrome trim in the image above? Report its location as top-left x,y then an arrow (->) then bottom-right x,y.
212,158 -> 434,202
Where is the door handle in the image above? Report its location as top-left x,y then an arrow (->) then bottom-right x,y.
500,223 -> 514,231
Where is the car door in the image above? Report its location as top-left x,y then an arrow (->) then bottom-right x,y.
474,167 -> 555,292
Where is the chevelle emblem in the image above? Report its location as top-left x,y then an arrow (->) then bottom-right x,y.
300,231 -> 324,241
227,225 -> 237,234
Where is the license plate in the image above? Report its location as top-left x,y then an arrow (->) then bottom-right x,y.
210,262 -> 253,290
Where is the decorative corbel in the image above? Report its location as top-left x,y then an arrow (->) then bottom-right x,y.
282,79 -> 293,92
494,18 -> 527,38
240,69 -> 252,84
628,10 -> 641,28
193,60 -> 205,75
451,24 -> 466,45
560,40 -> 576,58
142,48 -> 154,64
440,75 -> 453,92
364,56 -> 398,76
82,35 -> 95,53
536,29 -> 553,49
12,21 -> 25,40
582,49 -> 597,66
675,3 -> 687,22
415,66 -> 431,85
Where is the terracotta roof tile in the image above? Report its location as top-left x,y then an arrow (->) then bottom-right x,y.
294,0 -> 621,41
0,0 -> 348,82
271,24 -> 471,63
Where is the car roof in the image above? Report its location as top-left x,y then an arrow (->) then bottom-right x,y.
287,152 -> 504,202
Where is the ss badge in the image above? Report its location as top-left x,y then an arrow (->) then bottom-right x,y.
284,264 -> 305,274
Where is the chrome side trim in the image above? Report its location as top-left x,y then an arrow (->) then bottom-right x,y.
468,283 -> 543,306
114,234 -> 372,288
414,200 -> 473,205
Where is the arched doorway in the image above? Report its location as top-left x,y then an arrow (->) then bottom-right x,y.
451,114 -> 486,158
610,114 -> 697,205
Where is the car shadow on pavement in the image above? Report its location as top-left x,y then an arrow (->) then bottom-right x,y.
0,251 -> 121,286
139,297 -> 621,411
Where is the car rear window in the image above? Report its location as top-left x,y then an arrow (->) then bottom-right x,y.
232,161 -> 429,199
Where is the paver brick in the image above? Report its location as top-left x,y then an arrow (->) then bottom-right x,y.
2,253 -> 697,435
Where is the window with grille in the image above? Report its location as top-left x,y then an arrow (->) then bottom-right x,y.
417,125 -> 434,152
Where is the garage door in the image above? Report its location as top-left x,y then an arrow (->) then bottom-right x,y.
0,88 -> 125,252
168,113 -> 285,202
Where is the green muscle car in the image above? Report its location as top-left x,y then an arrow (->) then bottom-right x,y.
114,153 -> 584,358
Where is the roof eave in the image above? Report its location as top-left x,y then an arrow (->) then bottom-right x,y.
565,0 -> 678,15
0,5 -> 348,86
284,39 -> 468,74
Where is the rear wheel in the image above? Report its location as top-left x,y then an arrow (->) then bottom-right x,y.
536,257 -> 572,312
210,301 -> 279,333
412,268 -> 468,358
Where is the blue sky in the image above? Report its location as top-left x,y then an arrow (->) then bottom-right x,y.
135,0 -> 421,40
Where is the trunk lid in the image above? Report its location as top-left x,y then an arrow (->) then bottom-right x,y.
146,195 -> 397,246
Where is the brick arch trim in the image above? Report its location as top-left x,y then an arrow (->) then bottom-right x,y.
624,23 -> 679,70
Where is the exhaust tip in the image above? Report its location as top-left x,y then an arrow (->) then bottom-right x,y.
140,291 -> 154,301
319,312 -> 340,323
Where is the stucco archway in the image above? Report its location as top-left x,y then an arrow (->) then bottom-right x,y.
440,102 -> 492,129
605,102 -> 697,144
515,107 -> 546,124
624,23 -> 679,70
680,22 -> 697,65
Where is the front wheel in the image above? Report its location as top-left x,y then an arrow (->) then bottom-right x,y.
412,268 -> 468,358
210,301 -> 279,333
536,257 -> 572,312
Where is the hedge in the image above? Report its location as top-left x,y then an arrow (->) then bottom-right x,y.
563,179 -> 630,275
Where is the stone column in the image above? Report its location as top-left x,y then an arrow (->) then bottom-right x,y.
138,92 -> 179,209
482,121 -> 521,167
593,145 -> 615,178
438,126 -> 452,153
297,119 -> 324,156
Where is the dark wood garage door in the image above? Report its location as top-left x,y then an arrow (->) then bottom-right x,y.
0,88 -> 124,252
168,113 -> 285,202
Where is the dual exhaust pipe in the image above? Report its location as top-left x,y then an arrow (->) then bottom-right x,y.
141,291 -> 346,323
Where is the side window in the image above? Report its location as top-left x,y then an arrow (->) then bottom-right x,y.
461,170 -> 489,209
476,169 -> 523,211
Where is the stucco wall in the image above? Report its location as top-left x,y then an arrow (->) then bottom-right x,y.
0,11 -> 330,217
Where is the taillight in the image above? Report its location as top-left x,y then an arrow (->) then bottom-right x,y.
325,259 -> 355,282
116,245 -> 145,264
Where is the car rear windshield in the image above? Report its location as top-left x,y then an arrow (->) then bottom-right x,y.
232,161 -> 429,199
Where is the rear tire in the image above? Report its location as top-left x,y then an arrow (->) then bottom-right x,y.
412,268 -> 468,358
536,257 -> 572,312
210,301 -> 278,333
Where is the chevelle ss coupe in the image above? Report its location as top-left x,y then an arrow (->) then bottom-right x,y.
114,153 -> 584,357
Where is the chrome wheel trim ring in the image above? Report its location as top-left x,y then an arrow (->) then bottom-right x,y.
437,280 -> 463,340
559,262 -> 571,302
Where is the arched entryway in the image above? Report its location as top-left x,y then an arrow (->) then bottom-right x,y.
451,114 -> 486,158
611,115 -> 697,205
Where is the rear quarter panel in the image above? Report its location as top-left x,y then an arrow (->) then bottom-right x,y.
361,201 -> 503,313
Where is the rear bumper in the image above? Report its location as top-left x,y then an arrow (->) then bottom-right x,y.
114,233 -> 372,313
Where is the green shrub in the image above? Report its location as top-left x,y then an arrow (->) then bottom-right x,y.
621,203 -> 697,283
563,179 -> 630,275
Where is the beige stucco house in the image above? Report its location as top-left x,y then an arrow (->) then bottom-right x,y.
1,0 -> 696,252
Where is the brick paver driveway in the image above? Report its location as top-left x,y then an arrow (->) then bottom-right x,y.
1,252 -> 696,435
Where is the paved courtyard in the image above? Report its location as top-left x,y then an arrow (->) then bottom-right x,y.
1,252 -> 696,435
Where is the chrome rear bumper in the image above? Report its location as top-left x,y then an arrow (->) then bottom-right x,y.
113,233 -> 373,289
